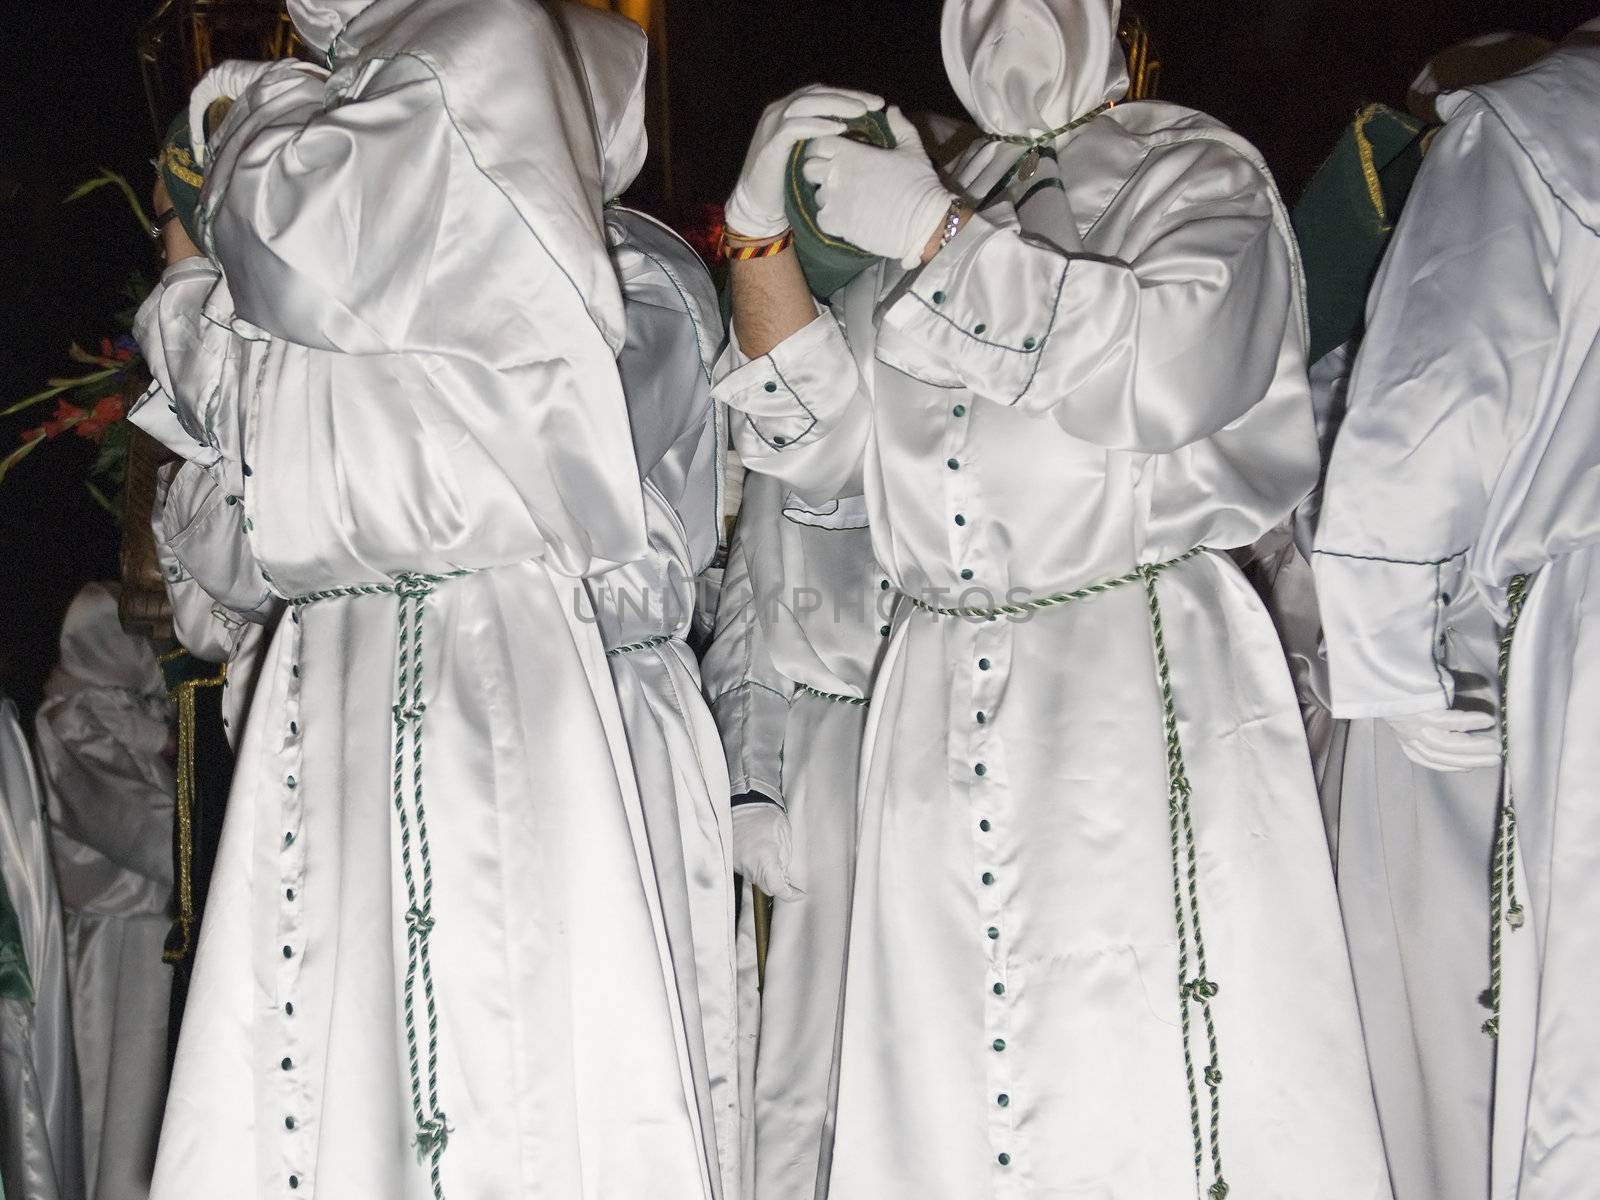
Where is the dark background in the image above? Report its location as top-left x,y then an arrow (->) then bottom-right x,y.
3,0 -> 1595,715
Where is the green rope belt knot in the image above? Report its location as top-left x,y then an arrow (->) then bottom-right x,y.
902,548 -> 1227,1199
1484,572 -> 1531,1040
414,1115 -> 452,1162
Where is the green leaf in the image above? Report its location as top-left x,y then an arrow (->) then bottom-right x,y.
0,435 -> 44,486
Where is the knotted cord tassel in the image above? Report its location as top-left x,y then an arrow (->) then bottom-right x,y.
1484,573 -> 1531,1039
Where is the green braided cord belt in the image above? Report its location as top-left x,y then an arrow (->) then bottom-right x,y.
605,633 -> 678,658
901,548 -> 1203,620
795,683 -> 870,707
901,546 -> 1228,1199
1484,573 -> 1531,1040
293,569 -> 474,1197
983,100 -> 1114,147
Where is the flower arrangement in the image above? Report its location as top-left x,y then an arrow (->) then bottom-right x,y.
1,170 -> 155,511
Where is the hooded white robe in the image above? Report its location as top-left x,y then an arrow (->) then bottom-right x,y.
0,692 -> 82,1200
700,474 -> 888,1200
714,3 -> 1389,1196
1314,26 -> 1600,1200
564,8 -> 739,1196
128,1 -> 713,1195
33,584 -> 174,1200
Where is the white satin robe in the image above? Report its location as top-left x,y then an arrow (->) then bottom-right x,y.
129,49 -> 711,1200
701,473 -> 889,1200
1315,38 -> 1600,1200
716,100 -> 1389,1199
0,694 -> 82,1200
34,584 -> 175,1200
593,207 -> 739,1200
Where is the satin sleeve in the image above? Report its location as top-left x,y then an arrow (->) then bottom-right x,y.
203,56 -> 451,354
712,311 -> 872,504
130,258 -> 230,464
882,139 -> 1294,454
155,461 -> 278,628
1313,106 -> 1558,718
702,507 -> 794,807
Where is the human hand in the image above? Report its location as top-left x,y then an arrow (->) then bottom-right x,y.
802,106 -> 952,268
732,799 -> 802,901
724,84 -> 885,240
1386,708 -> 1499,772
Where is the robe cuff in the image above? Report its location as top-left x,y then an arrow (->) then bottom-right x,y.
130,259 -> 227,464
713,313 -> 853,455
710,679 -> 790,807
879,209 -> 1057,399
1313,548 -> 1468,718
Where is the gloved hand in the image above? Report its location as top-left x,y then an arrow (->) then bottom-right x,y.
1386,708 -> 1500,772
190,59 -> 324,166
802,105 -> 952,268
732,799 -> 802,902
724,84 -> 885,240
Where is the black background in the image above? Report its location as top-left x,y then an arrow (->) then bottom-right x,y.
2,0 -> 1594,714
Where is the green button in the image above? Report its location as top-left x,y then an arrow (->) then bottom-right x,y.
289,1176 -> 300,1189
286,888 -> 296,901
225,495 -> 239,506
1022,336 -> 1037,350
285,1116 -> 295,1130
286,776 -> 296,789
974,323 -> 987,334
243,463 -> 253,476
997,1092 -> 1010,1106
976,711 -> 987,724
992,1038 -> 1006,1052
993,982 -> 1005,995
245,518 -> 254,532
978,658 -> 991,671
982,872 -> 995,885
953,403 -> 966,417
290,721 -> 299,735
880,579 -> 890,590
773,435 -> 788,446
987,926 -> 1000,940
960,568 -> 974,581
947,457 -> 960,470
979,819 -> 991,832
998,1153 -> 1012,1166
880,625 -> 891,636
932,290 -> 946,304
282,945 -> 292,959
974,763 -> 987,776
954,514 -> 966,526
281,1057 -> 293,1070
284,1001 -> 295,1016
764,381 -> 777,392
283,832 -> 295,846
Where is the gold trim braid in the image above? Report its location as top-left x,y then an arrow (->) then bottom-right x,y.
159,652 -> 228,964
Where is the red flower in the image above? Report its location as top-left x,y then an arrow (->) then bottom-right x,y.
100,336 -> 136,363
23,398 -> 88,443
75,395 -> 126,442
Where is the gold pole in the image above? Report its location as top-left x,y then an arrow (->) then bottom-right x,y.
752,884 -> 773,994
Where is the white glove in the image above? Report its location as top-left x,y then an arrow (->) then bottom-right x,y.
1386,708 -> 1500,773
732,801 -> 802,902
802,105 -> 953,268
724,84 -> 885,240
190,59 -> 324,166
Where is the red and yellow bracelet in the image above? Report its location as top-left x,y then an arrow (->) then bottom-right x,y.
722,230 -> 794,261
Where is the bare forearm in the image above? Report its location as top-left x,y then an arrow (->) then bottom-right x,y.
729,246 -> 818,359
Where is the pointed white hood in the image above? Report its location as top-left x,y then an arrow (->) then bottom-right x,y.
941,0 -> 1128,138
560,1 -> 649,200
